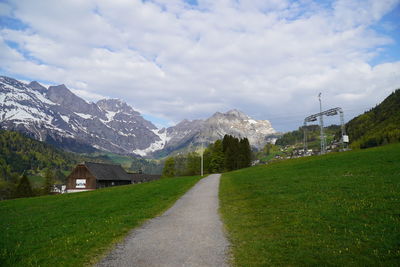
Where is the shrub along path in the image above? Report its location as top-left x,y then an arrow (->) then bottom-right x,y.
97,174 -> 230,267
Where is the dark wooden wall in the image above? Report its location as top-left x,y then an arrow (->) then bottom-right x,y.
97,180 -> 131,188
66,164 -> 96,190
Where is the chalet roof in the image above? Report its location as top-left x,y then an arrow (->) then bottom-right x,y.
85,162 -> 131,181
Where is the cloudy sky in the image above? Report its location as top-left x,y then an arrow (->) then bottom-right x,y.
1,0 -> 399,131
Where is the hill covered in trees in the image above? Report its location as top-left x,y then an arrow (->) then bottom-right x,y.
346,89 -> 400,148
0,129 -> 80,199
0,130 -> 78,177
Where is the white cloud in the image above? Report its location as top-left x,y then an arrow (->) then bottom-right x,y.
0,2 -> 12,16
0,0 -> 399,131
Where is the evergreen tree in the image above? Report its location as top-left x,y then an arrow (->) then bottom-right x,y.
203,146 -> 212,173
162,157 -> 176,177
222,135 -> 230,153
42,169 -> 54,195
209,140 -> 225,173
238,138 -> 251,168
14,174 -> 34,198
223,135 -> 238,171
221,135 -> 251,171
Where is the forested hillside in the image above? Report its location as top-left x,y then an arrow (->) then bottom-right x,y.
0,130 -> 78,179
346,89 -> 400,148
0,130 -> 80,199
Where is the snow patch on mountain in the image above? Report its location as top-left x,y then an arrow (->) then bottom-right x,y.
132,129 -> 170,156
60,115 -> 70,123
75,112 -> 92,119
104,110 -> 117,122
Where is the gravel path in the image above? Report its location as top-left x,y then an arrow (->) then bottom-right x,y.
97,174 -> 230,267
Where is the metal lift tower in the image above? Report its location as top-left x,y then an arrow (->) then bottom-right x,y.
303,107 -> 348,154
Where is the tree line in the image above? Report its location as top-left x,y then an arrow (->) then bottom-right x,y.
162,135 -> 252,177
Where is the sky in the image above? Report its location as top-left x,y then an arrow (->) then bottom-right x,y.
0,0 -> 399,132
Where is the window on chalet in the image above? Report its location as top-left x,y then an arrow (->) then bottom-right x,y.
76,179 -> 86,188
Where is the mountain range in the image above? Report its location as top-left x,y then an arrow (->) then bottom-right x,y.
0,76 -> 278,157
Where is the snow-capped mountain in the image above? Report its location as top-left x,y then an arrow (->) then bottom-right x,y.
204,109 -> 277,148
0,76 -> 160,154
147,109 -> 278,157
0,76 -> 278,157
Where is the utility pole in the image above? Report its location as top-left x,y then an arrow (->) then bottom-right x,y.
201,142 -> 204,176
318,93 -> 326,154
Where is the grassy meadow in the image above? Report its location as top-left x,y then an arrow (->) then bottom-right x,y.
0,175 -> 200,266
220,143 -> 400,266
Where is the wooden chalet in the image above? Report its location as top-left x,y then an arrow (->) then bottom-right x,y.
66,162 -> 132,193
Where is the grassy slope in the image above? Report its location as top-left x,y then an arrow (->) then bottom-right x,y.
0,176 -> 200,266
220,143 -> 400,266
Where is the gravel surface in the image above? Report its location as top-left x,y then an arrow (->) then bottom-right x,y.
97,174 -> 230,267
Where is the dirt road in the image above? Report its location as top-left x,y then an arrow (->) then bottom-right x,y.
97,174 -> 229,266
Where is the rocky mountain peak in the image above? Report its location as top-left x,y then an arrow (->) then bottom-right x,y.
47,84 -> 77,104
176,118 -> 202,126
210,109 -> 250,121
28,81 -> 47,94
97,98 -> 139,115
47,84 -> 103,117
226,109 -> 247,116
0,76 -> 24,88
225,109 -> 249,119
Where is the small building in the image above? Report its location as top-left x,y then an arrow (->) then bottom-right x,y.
51,184 -> 67,194
66,162 -> 132,193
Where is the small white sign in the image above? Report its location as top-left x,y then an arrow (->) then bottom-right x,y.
76,179 -> 86,188
343,135 -> 349,143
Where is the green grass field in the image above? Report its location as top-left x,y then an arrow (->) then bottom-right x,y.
220,143 -> 400,266
0,176 -> 200,266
